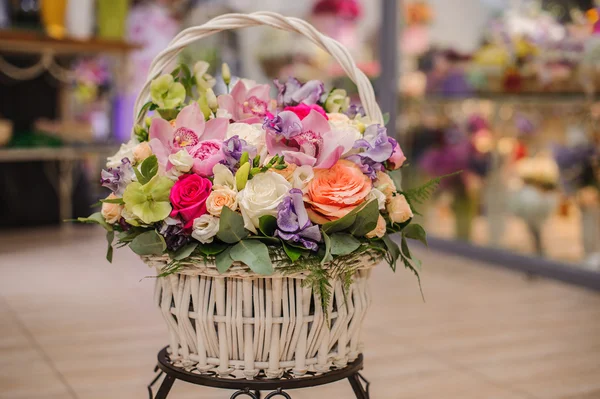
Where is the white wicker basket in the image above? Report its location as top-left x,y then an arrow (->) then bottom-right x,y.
135,12 -> 386,380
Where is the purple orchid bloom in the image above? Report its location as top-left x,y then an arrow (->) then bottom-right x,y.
275,77 -> 325,107
345,104 -> 365,119
159,218 -> 191,251
346,124 -> 395,179
221,135 -> 257,171
100,158 -> 135,195
275,189 -> 322,251
262,112 -> 303,139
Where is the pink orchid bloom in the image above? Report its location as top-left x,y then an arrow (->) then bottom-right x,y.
265,109 -> 352,169
217,79 -> 273,123
149,103 -> 229,176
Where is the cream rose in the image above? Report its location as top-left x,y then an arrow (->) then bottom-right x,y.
368,188 -> 386,210
207,186 -> 238,216
290,165 -> 315,192
327,113 -> 362,151
366,214 -> 387,238
191,214 -> 220,244
237,171 -> 292,233
226,123 -> 268,161
101,193 -> 123,224
387,194 -> 413,223
133,142 -> 152,163
374,171 -> 397,202
169,149 -> 194,173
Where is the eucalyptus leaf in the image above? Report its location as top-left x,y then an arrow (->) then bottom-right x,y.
72,212 -> 112,231
129,230 -> 166,255
329,233 -> 361,255
230,240 -> 273,275
216,247 -> 234,273
282,241 -> 304,262
348,200 -> 379,237
321,231 -> 332,265
403,223 -> 428,247
382,234 -> 400,271
172,242 -> 198,260
258,215 -> 278,236
140,155 -> 158,181
322,202 -> 367,234
197,241 -> 228,256
246,236 -> 280,245
217,207 -> 249,244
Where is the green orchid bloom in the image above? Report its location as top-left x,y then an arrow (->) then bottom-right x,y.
150,74 -> 186,109
123,175 -> 174,224
193,61 -> 216,91
324,88 -> 350,113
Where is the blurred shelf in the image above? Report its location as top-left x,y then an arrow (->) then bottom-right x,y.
0,30 -> 140,55
0,145 -> 118,162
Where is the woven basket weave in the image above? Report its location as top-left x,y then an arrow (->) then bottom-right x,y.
135,11 -> 385,379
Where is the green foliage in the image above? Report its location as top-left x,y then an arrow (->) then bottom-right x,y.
129,230 -> 166,256
100,197 -> 125,205
217,206 -> 249,244
70,212 -> 111,231
216,247 -> 234,273
282,241 -> 305,262
322,200 -> 378,235
321,231 -> 332,264
235,162 -> 251,191
381,234 -> 400,271
402,171 -> 461,205
403,224 -> 428,247
258,215 -> 277,236
196,242 -> 228,256
229,240 -> 273,275
400,234 -> 424,301
171,242 -> 198,261
329,233 -> 361,255
105,230 -> 114,263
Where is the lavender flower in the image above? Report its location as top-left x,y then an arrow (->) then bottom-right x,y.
275,189 -> 321,251
346,124 -> 394,179
221,135 -> 257,171
274,77 -> 325,107
345,104 -> 365,119
100,158 -> 135,195
159,218 -> 191,252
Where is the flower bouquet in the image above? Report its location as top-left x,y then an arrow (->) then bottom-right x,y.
76,13 -> 433,379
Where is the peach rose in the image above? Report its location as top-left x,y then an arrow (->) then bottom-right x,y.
387,194 -> 413,224
366,214 -> 387,238
374,171 -> 397,202
305,160 -> 372,223
101,193 -> 123,224
133,142 -> 152,163
206,186 -> 238,216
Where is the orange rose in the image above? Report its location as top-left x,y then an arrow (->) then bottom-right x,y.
305,160 -> 372,223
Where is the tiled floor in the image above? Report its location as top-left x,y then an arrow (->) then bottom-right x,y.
1,226 -> 599,398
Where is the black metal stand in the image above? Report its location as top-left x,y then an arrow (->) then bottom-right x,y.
148,347 -> 370,399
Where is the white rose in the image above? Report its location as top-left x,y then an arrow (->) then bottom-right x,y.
169,150 -> 194,173
387,194 -> 413,224
191,214 -> 220,244
368,188 -> 386,210
213,164 -> 236,191
237,172 -> 292,233
227,123 -> 268,161
290,165 -> 314,192
327,114 -> 362,154
107,139 -> 138,168
207,186 -> 238,216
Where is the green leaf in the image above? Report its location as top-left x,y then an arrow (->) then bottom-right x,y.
329,233 -> 361,255
402,171 -> 462,205
71,212 -> 112,231
140,155 -> 158,181
101,197 -> 125,205
400,235 -> 424,300
129,230 -> 166,255
258,215 -> 277,236
197,241 -> 228,256
230,240 -> 273,275
157,108 -> 179,120
322,202 -> 368,234
133,166 -> 148,185
246,236 -> 281,245
116,228 -> 146,243
216,247 -> 234,273
321,231 -> 333,264
403,223 -> 428,247
382,112 -> 390,126
235,162 -> 251,191
217,206 -> 249,244
382,234 -> 400,271
348,200 -> 379,237
106,230 -> 114,263
137,101 -> 154,119
282,241 -> 304,262
172,242 -> 198,260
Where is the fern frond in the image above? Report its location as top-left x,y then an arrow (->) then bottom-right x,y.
402,171 -> 461,204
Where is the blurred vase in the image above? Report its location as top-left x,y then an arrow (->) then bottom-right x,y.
40,0 -> 67,39
67,0 -> 94,39
97,0 -> 129,40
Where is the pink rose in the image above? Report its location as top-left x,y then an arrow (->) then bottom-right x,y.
388,141 -> 406,170
284,103 -> 328,120
169,174 -> 212,230
188,140 -> 225,177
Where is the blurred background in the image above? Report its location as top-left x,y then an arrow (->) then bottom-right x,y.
1,0 -> 600,398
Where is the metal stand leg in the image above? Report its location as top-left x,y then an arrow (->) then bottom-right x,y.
154,374 -> 176,399
348,373 -> 370,399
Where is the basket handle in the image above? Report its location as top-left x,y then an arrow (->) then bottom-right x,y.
132,11 -> 384,136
